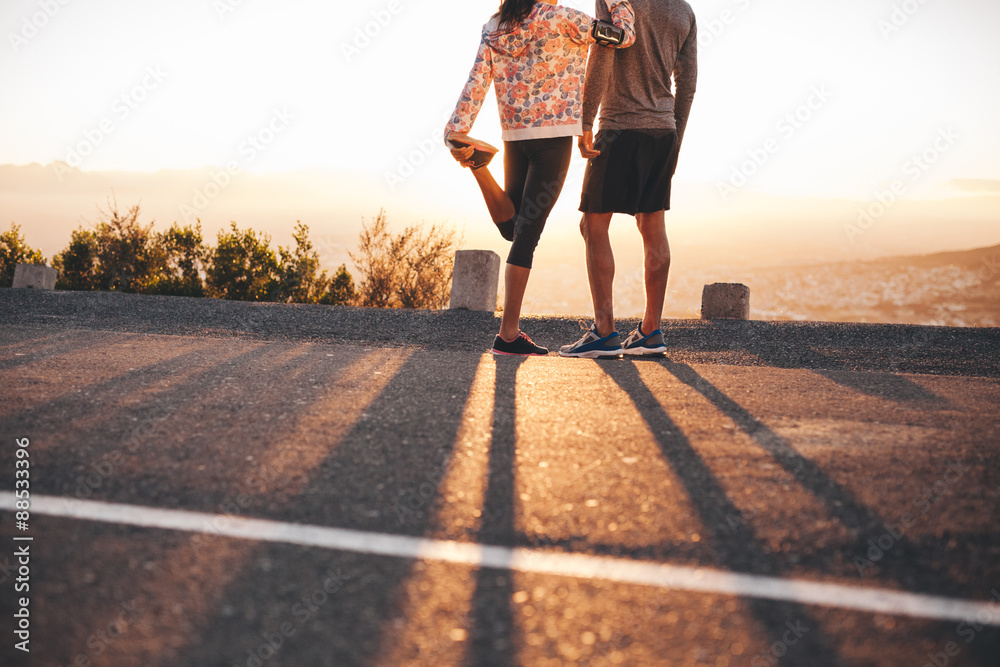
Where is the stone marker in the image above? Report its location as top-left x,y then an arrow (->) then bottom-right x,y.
12,264 -> 58,290
701,283 -> 750,320
449,250 -> 501,311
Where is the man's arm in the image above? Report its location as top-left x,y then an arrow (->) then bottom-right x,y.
672,17 -> 698,147
582,41 -> 614,133
579,42 -> 614,157
581,0 -> 616,137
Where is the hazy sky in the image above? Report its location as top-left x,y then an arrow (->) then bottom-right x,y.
2,0 -> 999,215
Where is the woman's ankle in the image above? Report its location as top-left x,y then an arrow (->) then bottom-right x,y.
498,328 -> 520,342
495,218 -> 515,241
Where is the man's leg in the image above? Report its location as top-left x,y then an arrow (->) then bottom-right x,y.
635,210 -> 671,334
580,211 -> 615,337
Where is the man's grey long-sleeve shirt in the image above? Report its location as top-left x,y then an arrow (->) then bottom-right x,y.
582,0 -> 697,142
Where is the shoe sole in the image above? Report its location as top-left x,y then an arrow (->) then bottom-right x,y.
623,346 -> 667,357
491,349 -> 547,357
558,349 -> 623,359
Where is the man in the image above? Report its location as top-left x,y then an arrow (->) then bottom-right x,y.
560,0 -> 697,358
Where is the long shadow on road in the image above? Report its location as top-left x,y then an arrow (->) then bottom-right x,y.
600,360 -> 846,666
1,342 -> 485,666
0,339 -> 330,506
0,328 -> 144,373
665,363 -> 990,595
661,361 -> 1000,664
467,356 -> 523,666
155,349 -> 484,667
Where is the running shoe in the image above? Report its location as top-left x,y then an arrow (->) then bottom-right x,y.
622,325 -> 667,357
491,331 -> 548,356
446,133 -> 499,170
559,325 -> 623,359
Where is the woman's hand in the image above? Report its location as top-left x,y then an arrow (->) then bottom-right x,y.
450,145 -> 476,168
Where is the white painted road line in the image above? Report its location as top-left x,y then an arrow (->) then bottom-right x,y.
3,492 -> 999,627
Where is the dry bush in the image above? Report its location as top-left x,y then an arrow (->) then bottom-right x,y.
350,210 -> 459,309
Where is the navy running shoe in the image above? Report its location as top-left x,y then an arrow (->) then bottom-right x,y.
559,325 -> 623,359
492,331 -> 548,356
622,325 -> 667,357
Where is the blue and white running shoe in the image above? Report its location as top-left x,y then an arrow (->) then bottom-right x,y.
622,325 -> 667,357
559,325 -> 623,359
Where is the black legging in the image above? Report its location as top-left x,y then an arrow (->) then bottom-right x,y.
503,136 -> 573,269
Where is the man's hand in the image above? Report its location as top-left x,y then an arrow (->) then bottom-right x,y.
578,130 -> 600,159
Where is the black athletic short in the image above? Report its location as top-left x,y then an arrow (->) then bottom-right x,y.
579,128 -> 678,215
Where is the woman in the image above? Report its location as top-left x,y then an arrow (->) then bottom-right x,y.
446,0 -> 635,356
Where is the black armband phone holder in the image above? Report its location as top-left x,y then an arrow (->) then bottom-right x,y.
591,19 -> 625,46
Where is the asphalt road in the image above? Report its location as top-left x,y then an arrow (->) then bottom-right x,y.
0,290 -> 998,666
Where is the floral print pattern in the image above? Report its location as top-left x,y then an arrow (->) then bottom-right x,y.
445,1 -> 635,143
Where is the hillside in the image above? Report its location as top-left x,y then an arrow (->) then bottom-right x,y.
742,244 -> 1000,327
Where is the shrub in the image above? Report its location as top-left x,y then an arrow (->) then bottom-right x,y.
276,222 -> 330,304
92,200 -> 162,292
147,222 -> 208,297
206,222 -> 280,301
52,201 -> 208,296
53,228 -> 99,290
0,223 -> 45,288
319,264 -> 356,306
350,210 -> 458,309
47,195 -> 361,307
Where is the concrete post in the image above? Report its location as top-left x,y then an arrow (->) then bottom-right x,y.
702,283 -> 750,320
449,250 -> 501,312
12,264 -> 58,290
